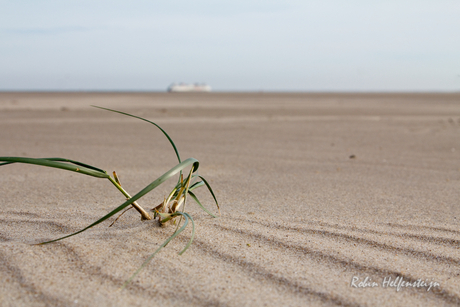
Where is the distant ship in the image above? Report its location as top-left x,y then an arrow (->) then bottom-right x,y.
167,83 -> 212,93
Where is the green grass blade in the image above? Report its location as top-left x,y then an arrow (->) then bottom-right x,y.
121,211 -> 190,289
40,158 -> 107,173
178,212 -> 195,255
187,191 -> 217,218
188,180 -> 218,217
189,180 -> 204,191
92,106 -> 181,163
0,157 -> 109,178
39,158 -> 199,245
0,157 -> 106,174
197,176 -> 220,211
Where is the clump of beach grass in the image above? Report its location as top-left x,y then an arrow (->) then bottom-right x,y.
0,106 -> 219,288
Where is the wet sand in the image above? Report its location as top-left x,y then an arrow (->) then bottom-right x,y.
0,92 -> 459,306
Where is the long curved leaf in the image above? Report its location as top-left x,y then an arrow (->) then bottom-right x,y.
1,157 -> 107,174
178,212 -> 195,255
92,106 -> 181,163
197,175 -> 220,211
0,157 -> 109,178
40,158 -> 107,173
187,191 -> 216,218
121,211 -> 193,289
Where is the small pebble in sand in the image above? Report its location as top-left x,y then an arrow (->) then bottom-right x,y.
349,155 -> 356,159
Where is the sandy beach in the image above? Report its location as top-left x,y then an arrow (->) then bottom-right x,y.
0,92 -> 459,306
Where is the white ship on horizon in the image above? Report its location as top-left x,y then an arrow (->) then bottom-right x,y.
167,83 -> 212,93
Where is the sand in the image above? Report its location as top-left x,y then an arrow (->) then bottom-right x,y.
0,92 -> 459,306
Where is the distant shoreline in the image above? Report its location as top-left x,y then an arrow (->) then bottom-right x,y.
0,90 -> 459,96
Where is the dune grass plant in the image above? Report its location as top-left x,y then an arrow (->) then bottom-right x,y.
0,106 -> 219,288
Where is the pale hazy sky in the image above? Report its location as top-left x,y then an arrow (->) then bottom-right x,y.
1,1 -> 459,91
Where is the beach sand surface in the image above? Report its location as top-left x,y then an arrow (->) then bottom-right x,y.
0,92 -> 459,306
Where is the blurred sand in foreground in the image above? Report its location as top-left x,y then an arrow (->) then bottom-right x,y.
0,92 -> 459,306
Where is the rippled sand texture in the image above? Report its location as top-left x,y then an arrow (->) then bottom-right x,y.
0,92 -> 459,306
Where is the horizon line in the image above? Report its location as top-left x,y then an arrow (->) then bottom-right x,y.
1,89 -> 460,94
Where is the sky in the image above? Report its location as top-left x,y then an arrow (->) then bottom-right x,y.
1,0 -> 459,92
